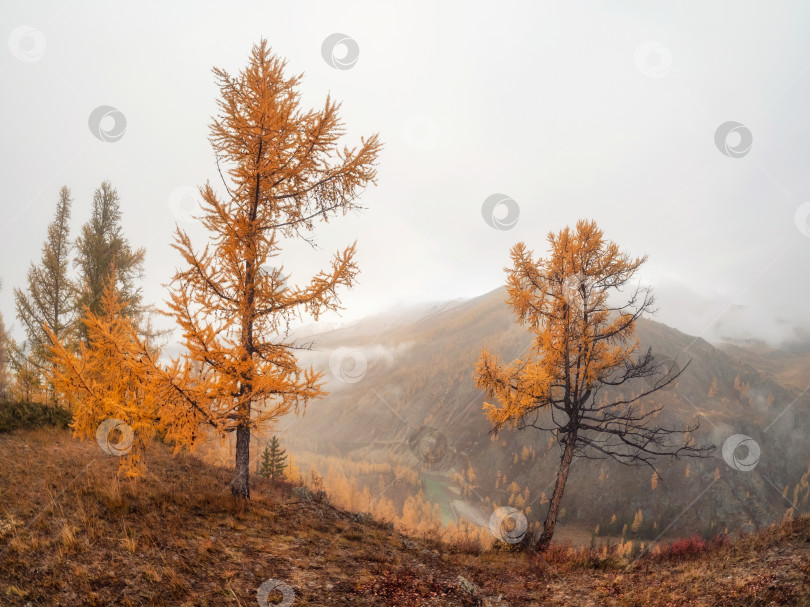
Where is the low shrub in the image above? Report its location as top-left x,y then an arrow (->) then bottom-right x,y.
666,535 -> 706,560
647,533 -> 731,562
0,400 -> 72,433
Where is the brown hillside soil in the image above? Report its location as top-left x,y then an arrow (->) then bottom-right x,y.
1,429 -> 808,606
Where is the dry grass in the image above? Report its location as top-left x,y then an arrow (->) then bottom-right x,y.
1,428 -> 808,606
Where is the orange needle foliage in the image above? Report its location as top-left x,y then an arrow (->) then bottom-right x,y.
475,219 -> 710,551
46,285 -> 208,477
477,220 -> 646,432
47,41 -> 381,496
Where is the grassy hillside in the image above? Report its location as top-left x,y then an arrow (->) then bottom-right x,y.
1,429 -> 809,606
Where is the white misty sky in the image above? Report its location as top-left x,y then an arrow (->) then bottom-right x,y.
1,1 -> 810,346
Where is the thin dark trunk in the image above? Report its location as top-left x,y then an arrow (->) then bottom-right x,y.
231,123 -> 263,499
232,422 -> 251,498
536,431 -> 577,552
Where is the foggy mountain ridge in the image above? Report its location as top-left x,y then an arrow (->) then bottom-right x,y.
275,286 -> 810,541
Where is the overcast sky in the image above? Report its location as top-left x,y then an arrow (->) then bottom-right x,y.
2,1 -> 810,347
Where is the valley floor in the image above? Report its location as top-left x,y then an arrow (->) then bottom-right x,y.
1,429 -> 808,606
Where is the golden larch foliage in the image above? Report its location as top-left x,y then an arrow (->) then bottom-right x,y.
632,508 -> 643,532
475,220 -> 647,435
46,41 -> 380,497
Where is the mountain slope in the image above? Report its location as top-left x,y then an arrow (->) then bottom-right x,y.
279,287 -> 810,543
1,429 -> 809,606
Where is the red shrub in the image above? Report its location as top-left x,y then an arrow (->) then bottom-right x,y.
664,535 -> 707,560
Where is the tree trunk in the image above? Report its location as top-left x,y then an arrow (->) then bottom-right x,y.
232,422 -> 251,498
535,431 -> 577,552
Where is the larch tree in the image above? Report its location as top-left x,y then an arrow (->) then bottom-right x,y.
47,286 -> 157,476
168,40 -> 380,498
47,40 -> 380,497
12,186 -> 77,402
11,347 -> 48,403
475,219 -> 712,552
74,180 -> 145,343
